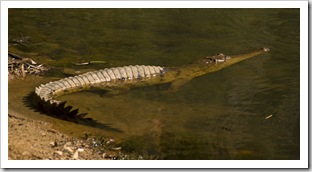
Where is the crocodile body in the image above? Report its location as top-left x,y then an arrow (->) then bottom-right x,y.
34,48 -> 270,123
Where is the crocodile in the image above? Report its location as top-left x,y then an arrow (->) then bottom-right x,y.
34,47 -> 270,124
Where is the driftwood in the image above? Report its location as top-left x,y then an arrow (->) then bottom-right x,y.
73,60 -> 106,66
8,52 -> 49,79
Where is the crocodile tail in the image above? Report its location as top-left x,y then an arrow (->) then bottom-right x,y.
34,73 -> 96,122
33,92 -> 91,122
32,92 -> 122,132
34,65 -> 166,122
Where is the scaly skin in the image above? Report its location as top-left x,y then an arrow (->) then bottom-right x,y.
34,47 -> 270,123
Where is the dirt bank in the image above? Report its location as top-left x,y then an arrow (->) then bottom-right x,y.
8,110 -> 131,160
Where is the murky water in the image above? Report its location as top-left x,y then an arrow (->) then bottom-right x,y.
8,8 -> 300,160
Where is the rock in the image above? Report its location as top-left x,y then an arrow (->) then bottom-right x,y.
54,151 -> 63,156
49,141 -> 57,147
106,139 -> 115,144
110,147 -> 122,151
64,147 -> 73,154
64,142 -> 72,147
72,151 -> 79,160
72,149 -> 83,160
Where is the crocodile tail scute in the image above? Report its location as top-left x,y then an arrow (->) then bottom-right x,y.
34,93 -> 92,122
34,65 -> 166,120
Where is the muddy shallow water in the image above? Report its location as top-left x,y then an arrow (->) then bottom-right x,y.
8,8 -> 300,160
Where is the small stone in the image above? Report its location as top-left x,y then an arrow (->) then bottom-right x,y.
50,141 -> 57,147
72,150 -> 79,160
54,151 -> 63,156
106,139 -> 115,144
110,147 -> 121,151
64,147 -> 73,154
64,142 -> 72,147
50,142 -> 55,147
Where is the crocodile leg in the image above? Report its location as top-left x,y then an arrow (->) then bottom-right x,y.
168,77 -> 193,92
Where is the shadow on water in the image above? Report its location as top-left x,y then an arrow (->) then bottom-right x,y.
22,91 -> 123,133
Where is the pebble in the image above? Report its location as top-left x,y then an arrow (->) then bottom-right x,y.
106,139 -> 115,144
110,147 -> 122,151
72,148 -> 84,160
72,150 -> 79,160
102,153 -> 106,159
64,142 -> 72,147
49,141 -> 57,147
54,151 -> 63,156
64,147 -> 73,153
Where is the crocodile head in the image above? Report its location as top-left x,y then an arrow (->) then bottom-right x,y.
204,53 -> 232,64
196,47 -> 270,74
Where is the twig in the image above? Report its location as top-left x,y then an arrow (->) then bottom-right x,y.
74,61 -> 106,66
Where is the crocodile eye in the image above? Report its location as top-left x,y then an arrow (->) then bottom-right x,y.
205,58 -> 214,64
216,59 -> 225,62
262,47 -> 270,52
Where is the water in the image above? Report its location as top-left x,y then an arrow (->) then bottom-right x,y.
8,8 -> 300,160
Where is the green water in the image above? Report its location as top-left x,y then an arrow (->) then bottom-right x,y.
8,8 -> 300,160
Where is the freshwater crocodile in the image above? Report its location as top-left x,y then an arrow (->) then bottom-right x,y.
34,48 -> 270,124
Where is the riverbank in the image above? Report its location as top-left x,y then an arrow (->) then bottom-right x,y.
8,109 -> 128,160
